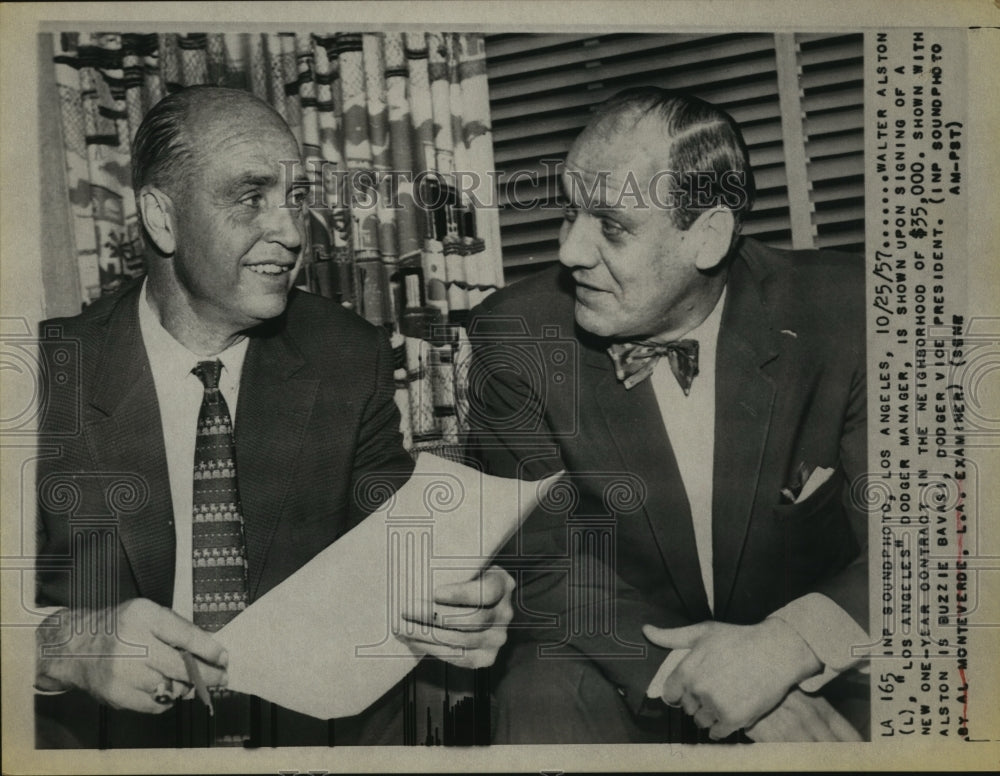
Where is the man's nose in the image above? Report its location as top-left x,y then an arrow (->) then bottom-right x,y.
558,215 -> 599,269
265,200 -> 305,252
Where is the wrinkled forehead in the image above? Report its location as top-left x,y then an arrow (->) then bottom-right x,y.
182,98 -> 301,176
562,113 -> 674,207
192,101 -> 298,150
191,140 -> 299,202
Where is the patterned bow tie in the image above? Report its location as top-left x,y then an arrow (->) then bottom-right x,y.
608,339 -> 700,394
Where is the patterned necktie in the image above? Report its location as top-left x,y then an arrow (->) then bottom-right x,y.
191,359 -> 250,745
607,339 -> 700,394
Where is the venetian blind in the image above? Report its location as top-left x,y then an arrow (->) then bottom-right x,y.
797,32 -> 865,252
485,32 -> 864,280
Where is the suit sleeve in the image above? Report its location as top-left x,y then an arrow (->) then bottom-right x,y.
812,348 -> 868,628
35,320 -> 90,610
465,313 -> 687,715
770,327 -> 870,686
347,327 -> 415,528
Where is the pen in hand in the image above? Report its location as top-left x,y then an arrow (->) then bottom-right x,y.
180,649 -> 214,716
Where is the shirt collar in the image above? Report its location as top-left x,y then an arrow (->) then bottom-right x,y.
138,279 -> 249,381
675,285 -> 727,353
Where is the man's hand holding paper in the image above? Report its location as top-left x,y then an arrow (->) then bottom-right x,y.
399,565 -> 515,669
215,454 -> 561,719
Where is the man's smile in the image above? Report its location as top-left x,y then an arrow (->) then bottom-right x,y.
245,262 -> 294,276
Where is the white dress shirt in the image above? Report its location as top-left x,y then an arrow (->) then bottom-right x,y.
649,288 -> 724,611
137,280 -> 248,620
647,286 -> 865,691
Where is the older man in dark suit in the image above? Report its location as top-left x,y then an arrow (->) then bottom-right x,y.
34,86 -> 513,748
467,88 -> 868,743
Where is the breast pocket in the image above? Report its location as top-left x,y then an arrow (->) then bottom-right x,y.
773,467 -> 858,580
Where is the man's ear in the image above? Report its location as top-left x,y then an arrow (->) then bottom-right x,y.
690,208 -> 735,272
138,185 -> 176,256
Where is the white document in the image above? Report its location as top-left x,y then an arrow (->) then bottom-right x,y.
216,453 -> 561,720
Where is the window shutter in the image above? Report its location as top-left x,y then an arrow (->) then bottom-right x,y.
485,32 -> 865,280
797,32 -> 865,253
487,33 -> 792,280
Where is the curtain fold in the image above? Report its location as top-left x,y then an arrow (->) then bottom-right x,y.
51,31 -> 502,452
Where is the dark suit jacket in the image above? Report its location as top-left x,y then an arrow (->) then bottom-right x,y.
35,281 -> 415,747
466,237 -> 868,719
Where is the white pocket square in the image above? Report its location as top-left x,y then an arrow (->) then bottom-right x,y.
795,466 -> 834,503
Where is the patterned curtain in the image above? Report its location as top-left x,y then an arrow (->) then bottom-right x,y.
51,31 -> 503,455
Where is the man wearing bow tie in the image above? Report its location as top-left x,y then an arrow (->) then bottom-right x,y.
466,88 -> 868,743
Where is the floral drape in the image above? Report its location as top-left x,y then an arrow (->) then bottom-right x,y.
51,31 -> 503,452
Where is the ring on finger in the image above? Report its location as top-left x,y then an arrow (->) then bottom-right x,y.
153,680 -> 174,705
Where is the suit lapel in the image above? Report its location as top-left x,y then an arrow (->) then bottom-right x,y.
234,324 -> 319,600
584,348 -> 713,622
84,288 -> 176,606
712,251 -> 781,619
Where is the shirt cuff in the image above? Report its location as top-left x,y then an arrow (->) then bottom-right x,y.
34,684 -> 69,695
34,606 -> 70,695
768,593 -> 868,692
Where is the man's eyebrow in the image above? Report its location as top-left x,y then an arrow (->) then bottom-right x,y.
559,184 -> 619,211
223,173 -> 278,196
590,205 -> 629,219
560,192 -> 630,218
559,173 -> 631,214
